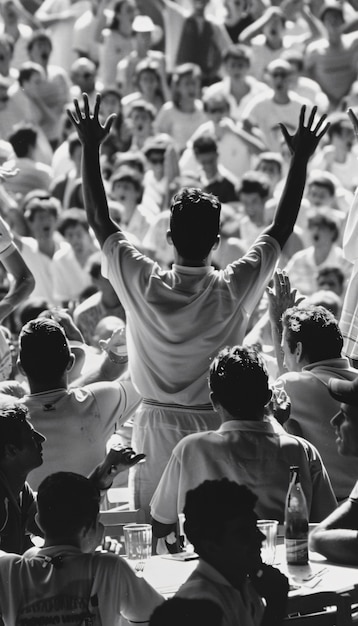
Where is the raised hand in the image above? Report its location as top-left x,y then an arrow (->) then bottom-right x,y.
279,105 -> 329,160
348,107 -> 358,136
67,93 -> 116,148
266,269 -> 305,326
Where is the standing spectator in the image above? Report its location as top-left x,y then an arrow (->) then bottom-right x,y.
0,0 -> 34,69
95,0 -> 136,87
26,30 -> 70,150
35,0 -> 89,73
5,124 -> 53,199
304,0 -> 358,109
121,58 -> 168,116
192,135 -> 239,205
154,63 -> 207,153
203,44 -> 268,123
242,59 -> 310,152
69,57 -> 102,109
68,94 -> 329,518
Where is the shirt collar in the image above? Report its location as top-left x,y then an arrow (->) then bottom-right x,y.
217,417 -> 285,434
303,357 -> 351,372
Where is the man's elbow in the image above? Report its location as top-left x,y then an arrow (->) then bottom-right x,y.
151,517 -> 176,539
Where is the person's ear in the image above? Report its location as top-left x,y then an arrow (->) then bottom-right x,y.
209,391 -> 219,412
166,230 -> 173,246
3,442 -> 19,459
35,512 -> 44,532
17,358 -> 25,376
295,341 -> 303,363
212,234 -> 220,250
66,352 -> 76,372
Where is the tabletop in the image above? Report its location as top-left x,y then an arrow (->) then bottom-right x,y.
128,544 -> 358,619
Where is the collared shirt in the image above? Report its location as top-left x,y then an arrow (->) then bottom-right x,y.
279,357 -> 358,499
150,417 -> 336,524
176,558 -> 264,626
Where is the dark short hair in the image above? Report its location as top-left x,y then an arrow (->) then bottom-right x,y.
24,197 -> 60,223
307,208 -> 339,242
169,187 -> 220,261
184,479 -> 257,548
57,208 -> 89,237
238,171 -> 271,199
149,598 -> 223,626
7,124 -> 37,158
27,30 -> 52,53
19,318 -> 71,383
18,61 -> 43,86
192,135 -> 218,155
282,305 -> 343,363
0,400 -> 30,459
37,472 -> 100,536
209,345 -> 271,416
308,173 -> 336,196
222,43 -> 251,65
317,265 -> 345,288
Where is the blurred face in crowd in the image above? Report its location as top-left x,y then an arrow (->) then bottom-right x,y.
138,70 -> 158,99
23,71 -> 44,98
111,180 -> 139,210
177,74 -> 199,101
63,224 -> 93,259
29,38 -> 52,67
331,404 -> 358,457
317,270 -> 343,296
240,191 -> 264,221
309,221 -> 335,248
307,183 -> 334,208
225,56 -> 250,81
195,150 -> 218,179
29,210 -> 57,242
130,109 -> 152,138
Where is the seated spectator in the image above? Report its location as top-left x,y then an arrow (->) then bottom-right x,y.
285,208 -> 351,296
5,123 -> 53,199
310,375 -> 358,564
192,135 -> 239,205
175,478 -> 289,626
150,345 -> 336,540
273,302 -> 358,500
0,470 -> 163,622
18,316 -> 141,490
53,208 -> 97,305
73,251 -> 126,346
154,63 -> 207,154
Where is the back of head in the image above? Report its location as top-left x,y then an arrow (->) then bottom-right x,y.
282,304 -> 343,363
7,123 -> 37,158
238,170 -> 271,199
149,598 -> 223,626
169,187 -> 220,261
0,399 -> 29,461
19,318 -> 71,383
209,345 -> 271,416
37,472 -> 100,536
184,478 -> 257,548
192,134 -> 218,155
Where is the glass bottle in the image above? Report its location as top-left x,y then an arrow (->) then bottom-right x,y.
285,465 -> 309,565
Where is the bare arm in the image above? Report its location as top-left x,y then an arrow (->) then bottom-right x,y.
0,245 -> 35,322
264,106 -> 329,249
67,94 -> 120,248
309,499 -> 358,564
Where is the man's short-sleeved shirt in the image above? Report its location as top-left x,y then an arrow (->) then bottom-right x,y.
24,381 -> 140,490
176,559 -> 264,626
0,545 -> 163,625
102,232 -> 280,405
150,418 -> 336,525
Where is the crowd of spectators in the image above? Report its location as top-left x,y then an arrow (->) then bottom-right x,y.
2,0 -> 358,624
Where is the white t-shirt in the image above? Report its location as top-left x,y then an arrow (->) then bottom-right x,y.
102,232 -> 280,405
0,545 -> 163,625
25,380 -> 141,490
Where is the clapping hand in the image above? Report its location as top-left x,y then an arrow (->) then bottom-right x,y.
67,93 -> 116,148
266,269 -> 305,327
279,105 -> 329,160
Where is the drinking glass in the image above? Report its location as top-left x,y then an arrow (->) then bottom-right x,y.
123,523 -> 152,560
257,519 -> 279,565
